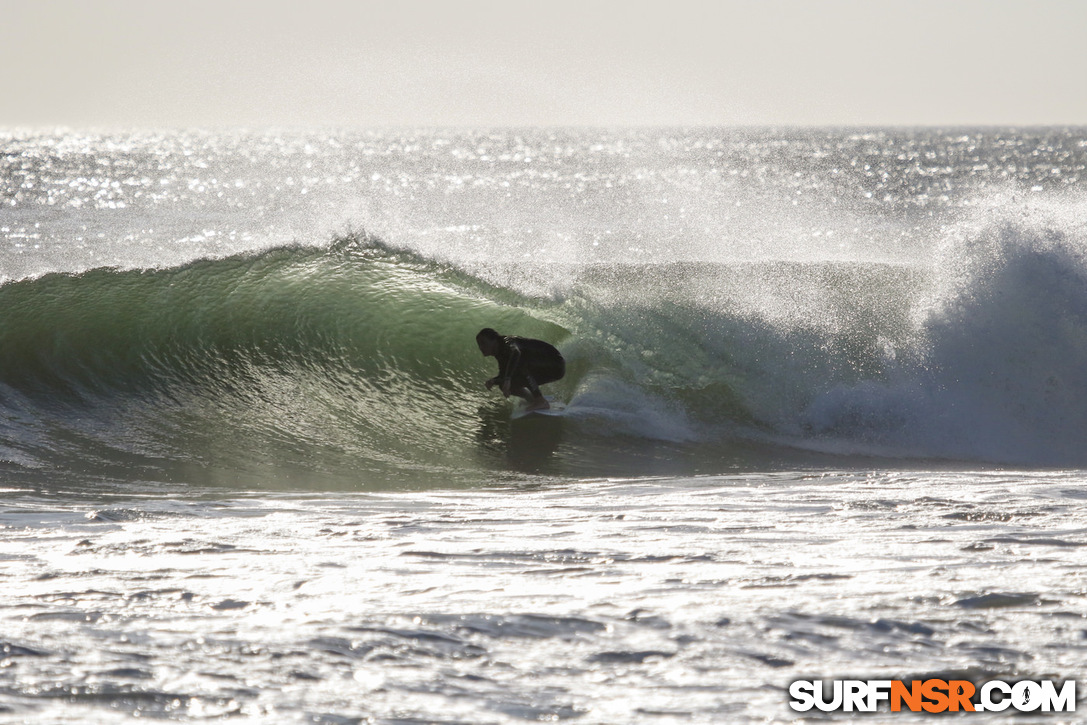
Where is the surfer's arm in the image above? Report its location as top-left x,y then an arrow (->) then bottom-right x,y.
500,342 -> 522,393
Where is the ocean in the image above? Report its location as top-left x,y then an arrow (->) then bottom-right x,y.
1,127 -> 1085,722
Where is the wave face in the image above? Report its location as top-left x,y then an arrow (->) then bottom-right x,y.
0,236 -> 575,487
3,128 -> 1087,484
2,212 -> 1087,488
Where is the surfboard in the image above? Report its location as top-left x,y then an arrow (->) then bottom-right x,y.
511,401 -> 566,420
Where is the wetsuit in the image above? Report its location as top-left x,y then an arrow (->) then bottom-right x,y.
487,336 -> 565,398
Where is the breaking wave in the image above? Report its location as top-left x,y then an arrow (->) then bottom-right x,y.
2,217 -> 1086,488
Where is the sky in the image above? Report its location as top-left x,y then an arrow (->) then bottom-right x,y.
1,0 -> 1085,128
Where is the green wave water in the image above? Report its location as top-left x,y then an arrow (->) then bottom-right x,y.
4,223 -> 1087,490
0,235 -> 762,488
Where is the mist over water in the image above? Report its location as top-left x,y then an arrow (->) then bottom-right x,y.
4,127 -> 1087,475
2,127 -> 1087,723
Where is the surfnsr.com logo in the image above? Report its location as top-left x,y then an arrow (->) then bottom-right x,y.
789,679 -> 1076,713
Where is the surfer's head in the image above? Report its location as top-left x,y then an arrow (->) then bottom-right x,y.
476,328 -> 501,356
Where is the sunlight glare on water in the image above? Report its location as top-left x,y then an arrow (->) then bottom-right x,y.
3,471 -> 1086,723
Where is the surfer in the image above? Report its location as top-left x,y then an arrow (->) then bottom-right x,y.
476,328 -> 565,411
